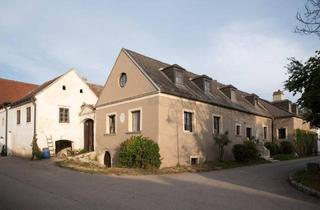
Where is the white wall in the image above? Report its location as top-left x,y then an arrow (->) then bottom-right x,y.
35,70 -> 97,153
7,103 -> 35,156
0,108 -> 6,150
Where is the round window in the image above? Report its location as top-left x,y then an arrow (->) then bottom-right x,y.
119,73 -> 127,87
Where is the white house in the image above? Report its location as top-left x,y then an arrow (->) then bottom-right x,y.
1,69 -> 102,157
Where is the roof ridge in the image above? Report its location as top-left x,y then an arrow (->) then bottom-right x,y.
123,48 -> 171,67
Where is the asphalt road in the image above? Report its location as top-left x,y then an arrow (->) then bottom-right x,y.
0,156 -> 319,210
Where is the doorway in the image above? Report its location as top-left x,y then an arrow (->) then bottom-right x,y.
84,119 -> 94,151
104,151 -> 111,167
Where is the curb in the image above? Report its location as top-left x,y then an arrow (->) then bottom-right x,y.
288,172 -> 320,198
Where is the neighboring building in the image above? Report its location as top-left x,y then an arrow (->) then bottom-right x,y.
95,49 -> 310,168
0,69 -> 103,157
0,78 -> 39,152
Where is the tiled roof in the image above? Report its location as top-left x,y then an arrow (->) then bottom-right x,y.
88,83 -> 103,97
123,48 -> 297,119
0,78 -> 38,106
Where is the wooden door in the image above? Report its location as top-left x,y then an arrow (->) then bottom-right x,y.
84,119 -> 94,151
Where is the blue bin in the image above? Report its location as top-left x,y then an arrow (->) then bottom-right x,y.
42,148 -> 51,159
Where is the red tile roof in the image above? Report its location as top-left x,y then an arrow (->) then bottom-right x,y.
0,78 -> 38,106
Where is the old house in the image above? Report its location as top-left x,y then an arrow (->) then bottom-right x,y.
0,69 -> 102,157
95,49 -> 310,168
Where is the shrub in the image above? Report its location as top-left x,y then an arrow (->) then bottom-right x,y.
232,144 -> 247,161
295,129 -> 317,157
264,142 -> 280,156
118,135 -> 161,169
280,141 -> 295,154
232,140 -> 258,162
243,140 -> 259,160
31,135 -> 42,160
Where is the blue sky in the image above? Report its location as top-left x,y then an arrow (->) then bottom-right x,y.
0,0 -> 318,101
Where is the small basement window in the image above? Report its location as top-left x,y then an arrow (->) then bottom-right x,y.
62,85 -> 66,90
80,89 -> 83,93
190,156 -> 199,165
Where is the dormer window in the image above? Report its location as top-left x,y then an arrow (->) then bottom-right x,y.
191,75 -> 212,93
175,71 -> 183,85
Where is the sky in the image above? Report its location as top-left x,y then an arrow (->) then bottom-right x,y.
0,0 -> 318,101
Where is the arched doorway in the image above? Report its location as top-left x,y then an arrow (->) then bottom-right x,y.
84,119 -> 94,152
104,151 -> 111,167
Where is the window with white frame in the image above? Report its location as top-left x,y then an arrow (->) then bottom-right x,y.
213,116 -> 221,134
204,80 -> 211,93
278,128 -> 286,139
184,111 -> 193,132
129,109 -> 141,132
175,71 -> 184,85
106,114 -> 116,134
263,126 -> 268,139
235,124 -> 241,136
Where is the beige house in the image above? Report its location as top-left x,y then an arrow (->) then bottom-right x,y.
95,49 -> 310,168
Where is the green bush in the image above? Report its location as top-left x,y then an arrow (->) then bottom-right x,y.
295,129 -> 317,157
118,135 -> 161,169
280,141 -> 295,154
232,140 -> 258,162
31,135 -> 42,160
264,142 -> 280,156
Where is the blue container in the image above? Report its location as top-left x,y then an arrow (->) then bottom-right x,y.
42,148 -> 51,159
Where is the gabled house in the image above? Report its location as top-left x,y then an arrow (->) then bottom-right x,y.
0,78 -> 39,151
0,69 -> 103,157
95,49 -> 311,168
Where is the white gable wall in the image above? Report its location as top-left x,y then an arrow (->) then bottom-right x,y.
35,70 -> 97,153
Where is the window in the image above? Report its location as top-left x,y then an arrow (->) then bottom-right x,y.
213,116 -> 221,134
263,126 -> 267,139
190,156 -> 199,165
17,110 -> 21,125
59,108 -> 69,123
26,107 -> 31,123
131,110 -> 141,132
175,71 -> 184,85
106,114 -> 116,134
235,124 -> 241,136
246,127 -> 252,139
119,73 -> 127,88
80,89 -> 83,93
184,111 -> 193,132
204,81 -> 211,93
62,85 -> 66,90
278,128 -> 286,139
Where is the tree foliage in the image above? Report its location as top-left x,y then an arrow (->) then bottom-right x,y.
296,0 -> 320,38
214,131 -> 231,161
285,50 -> 320,127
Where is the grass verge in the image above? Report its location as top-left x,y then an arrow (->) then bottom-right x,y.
55,159 -> 270,176
293,170 -> 320,192
273,154 -> 297,161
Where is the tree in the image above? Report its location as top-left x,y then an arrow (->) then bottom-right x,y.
296,0 -> 320,38
285,50 -> 320,127
214,131 -> 231,161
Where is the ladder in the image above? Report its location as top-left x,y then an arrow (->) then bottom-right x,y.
46,136 -> 55,157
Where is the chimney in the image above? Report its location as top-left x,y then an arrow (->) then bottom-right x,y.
220,85 -> 237,102
192,75 -> 213,93
161,64 -> 185,85
273,90 -> 284,102
245,94 -> 259,106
